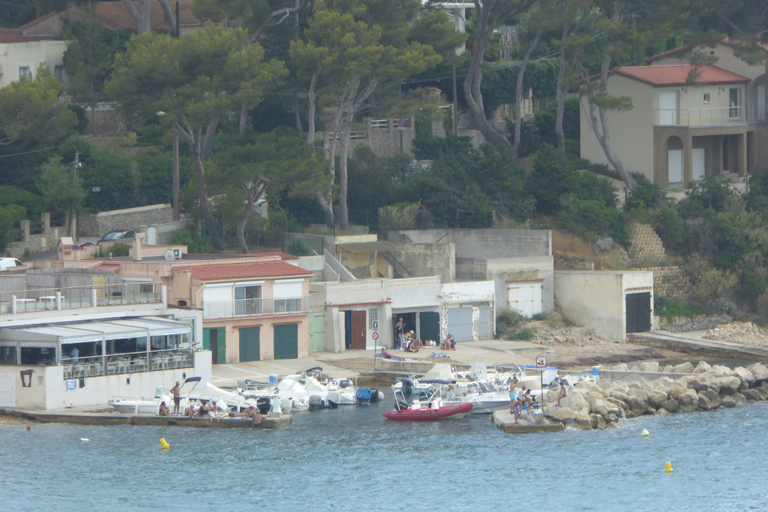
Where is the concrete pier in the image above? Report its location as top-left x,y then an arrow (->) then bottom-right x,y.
0,408 -> 293,430
492,410 -> 565,434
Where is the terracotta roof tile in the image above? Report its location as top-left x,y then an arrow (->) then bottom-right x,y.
96,263 -> 121,271
94,0 -> 201,31
175,261 -> 313,281
616,65 -> 750,87
0,30 -> 56,43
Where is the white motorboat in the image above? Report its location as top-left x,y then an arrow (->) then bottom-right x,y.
109,386 -> 178,414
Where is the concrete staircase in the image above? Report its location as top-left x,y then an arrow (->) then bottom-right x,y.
629,223 -> 665,262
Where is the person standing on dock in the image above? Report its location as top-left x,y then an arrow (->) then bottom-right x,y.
396,318 -> 406,349
171,381 -> 181,415
551,377 -> 568,406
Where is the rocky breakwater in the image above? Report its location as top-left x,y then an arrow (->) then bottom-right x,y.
543,361 -> 768,430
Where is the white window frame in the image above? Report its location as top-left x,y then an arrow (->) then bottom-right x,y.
703,93 -> 710,104
368,308 -> 378,329
17,62 -> 33,81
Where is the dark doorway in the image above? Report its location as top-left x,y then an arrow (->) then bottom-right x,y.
392,312 -> 417,347
626,292 -> 652,333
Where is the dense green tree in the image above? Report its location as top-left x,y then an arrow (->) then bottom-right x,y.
290,0 -> 443,230
37,156 -> 87,237
0,65 -> 76,146
107,25 -> 287,250
63,17 -> 132,134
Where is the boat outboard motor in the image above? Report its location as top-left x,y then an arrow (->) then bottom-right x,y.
339,379 -> 351,389
369,388 -> 379,402
395,399 -> 409,411
256,397 -> 271,415
399,379 -> 413,397
308,395 -> 324,411
355,388 -> 373,405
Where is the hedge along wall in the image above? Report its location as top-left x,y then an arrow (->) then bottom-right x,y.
480,58 -> 560,119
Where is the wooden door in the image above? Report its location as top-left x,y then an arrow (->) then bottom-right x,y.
350,310 -> 366,350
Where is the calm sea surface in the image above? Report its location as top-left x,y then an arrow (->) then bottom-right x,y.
2,401 -> 767,511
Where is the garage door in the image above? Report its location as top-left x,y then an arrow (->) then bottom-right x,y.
478,305 -> 490,339
308,313 -> 325,353
447,307 -> 473,342
508,282 -> 542,318
238,327 -> 260,362
274,324 -> 299,359
626,292 -> 651,333
419,312 -> 440,345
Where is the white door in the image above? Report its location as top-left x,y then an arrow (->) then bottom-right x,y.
759,85 -> 765,122
659,91 -> 678,125
692,148 -> 705,182
0,374 -> 15,407
508,283 -> 542,318
668,149 -> 683,184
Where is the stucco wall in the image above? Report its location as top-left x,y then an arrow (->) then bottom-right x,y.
79,204 -> 175,237
554,271 -> 626,342
486,256 -> 554,313
0,40 -> 68,88
389,242 -> 455,282
387,228 -> 551,259
580,74 -> 656,181
0,351 -> 211,410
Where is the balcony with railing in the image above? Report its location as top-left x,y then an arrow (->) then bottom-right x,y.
655,106 -> 745,127
1,282 -> 163,315
203,296 -> 309,320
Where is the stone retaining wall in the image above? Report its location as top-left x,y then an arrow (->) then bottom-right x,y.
637,266 -> 689,300
79,204 -> 174,236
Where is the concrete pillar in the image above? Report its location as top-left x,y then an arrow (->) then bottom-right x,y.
20,220 -> 30,242
55,291 -> 61,311
739,132 -> 748,176
712,136 -> 723,175
161,285 -> 168,304
11,295 -> 16,315
91,289 -> 97,308
683,133 -> 693,185
41,213 -> 50,235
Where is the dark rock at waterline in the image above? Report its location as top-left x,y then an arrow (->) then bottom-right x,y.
721,395 -> 737,408
700,389 -> 721,409
661,398 -> 679,413
590,413 -> 606,430
742,389 -> 760,401
647,389 -> 668,409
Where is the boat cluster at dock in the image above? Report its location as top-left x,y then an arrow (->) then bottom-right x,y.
107,362 -> 564,422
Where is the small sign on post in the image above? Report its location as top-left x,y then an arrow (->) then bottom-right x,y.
536,356 -> 547,406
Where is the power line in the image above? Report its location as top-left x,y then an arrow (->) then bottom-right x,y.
0,144 -> 63,159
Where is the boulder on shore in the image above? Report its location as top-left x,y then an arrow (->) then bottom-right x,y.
660,398 -> 679,413
677,389 -> 699,412
721,395 -> 737,408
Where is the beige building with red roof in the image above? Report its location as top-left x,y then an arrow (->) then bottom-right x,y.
580,52 -> 768,186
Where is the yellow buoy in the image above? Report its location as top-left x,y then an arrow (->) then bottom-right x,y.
642,428 -> 649,437
159,438 -> 170,450
665,462 -> 673,473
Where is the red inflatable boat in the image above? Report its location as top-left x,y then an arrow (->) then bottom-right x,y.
383,401 -> 473,420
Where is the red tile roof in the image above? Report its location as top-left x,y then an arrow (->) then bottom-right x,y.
616,65 -> 750,87
94,0 -> 201,31
96,263 -> 121,271
175,261 -> 313,281
0,30 -> 56,43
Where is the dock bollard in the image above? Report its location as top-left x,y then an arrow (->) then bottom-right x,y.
159,438 -> 170,450
665,462 -> 673,473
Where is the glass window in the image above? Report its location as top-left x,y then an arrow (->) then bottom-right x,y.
151,335 -> 168,350
54,65 -> 65,83
18,66 -> 31,80
21,347 -> 56,366
0,347 -> 17,365
369,308 -> 378,329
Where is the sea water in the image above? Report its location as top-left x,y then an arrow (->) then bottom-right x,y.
1,402 -> 767,511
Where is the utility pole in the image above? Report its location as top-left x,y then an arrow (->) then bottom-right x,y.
172,127 -> 180,221
72,150 -> 81,238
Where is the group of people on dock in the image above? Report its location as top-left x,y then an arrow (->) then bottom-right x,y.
508,378 -> 533,425
156,381 -> 262,423
395,318 -> 455,353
